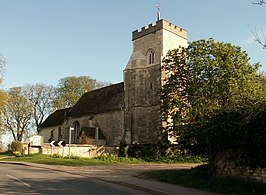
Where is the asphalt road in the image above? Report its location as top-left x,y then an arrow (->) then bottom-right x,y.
0,164 -> 148,195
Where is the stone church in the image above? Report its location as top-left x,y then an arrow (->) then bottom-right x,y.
39,16 -> 187,147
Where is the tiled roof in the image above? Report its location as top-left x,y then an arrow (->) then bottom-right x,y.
67,82 -> 124,117
40,108 -> 71,128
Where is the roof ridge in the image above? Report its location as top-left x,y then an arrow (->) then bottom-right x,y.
67,82 -> 124,117
83,82 -> 124,95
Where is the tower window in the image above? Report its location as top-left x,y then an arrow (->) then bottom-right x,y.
147,49 -> 155,64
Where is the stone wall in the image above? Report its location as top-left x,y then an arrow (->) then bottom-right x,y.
124,18 -> 187,145
132,19 -> 187,41
124,65 -> 162,144
216,164 -> 266,183
214,150 -> 266,183
40,143 -> 118,158
162,27 -> 188,57
62,109 -> 123,146
244,168 -> 266,183
93,110 -> 123,146
130,105 -> 162,144
39,125 -> 60,143
124,24 -> 163,144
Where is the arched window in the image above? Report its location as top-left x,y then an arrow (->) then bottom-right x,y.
73,121 -> 80,143
147,49 -> 155,64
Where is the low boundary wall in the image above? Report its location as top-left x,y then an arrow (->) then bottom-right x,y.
214,150 -> 266,183
25,143 -> 118,158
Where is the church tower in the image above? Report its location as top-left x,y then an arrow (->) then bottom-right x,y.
123,16 -> 187,144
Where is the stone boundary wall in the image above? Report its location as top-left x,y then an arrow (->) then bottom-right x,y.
216,165 -> 266,183
26,143 -> 118,158
214,150 -> 266,183
244,168 -> 266,183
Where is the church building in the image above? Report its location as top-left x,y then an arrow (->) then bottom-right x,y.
39,15 -> 187,147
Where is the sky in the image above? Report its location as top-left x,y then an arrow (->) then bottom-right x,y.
0,0 -> 265,89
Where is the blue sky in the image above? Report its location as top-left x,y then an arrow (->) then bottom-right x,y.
0,0 -> 265,89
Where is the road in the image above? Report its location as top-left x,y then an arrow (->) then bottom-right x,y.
0,164 -> 147,195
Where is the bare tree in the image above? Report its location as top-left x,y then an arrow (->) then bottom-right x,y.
252,0 -> 266,5
0,54 -> 7,133
249,26 -> 266,49
251,1 -> 266,48
2,87 -> 32,141
24,84 -> 55,133
0,54 -> 5,84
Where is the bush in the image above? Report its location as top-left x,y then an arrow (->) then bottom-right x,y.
187,102 -> 266,170
11,141 -> 23,156
127,144 -> 182,158
123,144 -> 207,163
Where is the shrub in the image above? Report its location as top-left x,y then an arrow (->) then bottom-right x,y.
127,144 -> 183,158
188,102 -> 266,171
78,135 -> 92,144
11,141 -> 23,156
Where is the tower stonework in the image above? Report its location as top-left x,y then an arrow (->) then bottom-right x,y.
124,19 -> 187,144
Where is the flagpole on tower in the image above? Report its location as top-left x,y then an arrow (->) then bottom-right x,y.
156,3 -> 161,21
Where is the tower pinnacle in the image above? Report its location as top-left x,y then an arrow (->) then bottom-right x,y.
156,3 -> 160,21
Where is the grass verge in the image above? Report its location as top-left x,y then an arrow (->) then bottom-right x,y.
0,151 -> 15,156
139,164 -> 266,195
0,153 -> 205,166
1,153 -> 125,166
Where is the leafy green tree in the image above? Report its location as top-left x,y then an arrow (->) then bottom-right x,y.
161,47 -> 190,138
261,73 -> 266,87
162,38 -> 266,148
24,84 -> 55,133
2,87 -> 32,141
53,76 -> 110,109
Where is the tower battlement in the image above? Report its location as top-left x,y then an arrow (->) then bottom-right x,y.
132,19 -> 187,41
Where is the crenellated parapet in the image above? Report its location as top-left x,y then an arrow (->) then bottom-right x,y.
132,19 -> 187,41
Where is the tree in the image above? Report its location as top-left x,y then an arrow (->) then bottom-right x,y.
249,26 -> 266,49
0,54 -> 5,84
251,1 -> 266,48
261,72 -> 266,87
161,39 -> 266,150
195,101 -> 266,170
0,54 -> 7,131
252,0 -> 266,5
2,87 -> 32,141
24,84 -> 55,133
0,90 -> 7,130
53,76 -> 110,109
161,47 -> 190,138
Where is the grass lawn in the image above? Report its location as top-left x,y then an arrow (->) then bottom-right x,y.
0,153 -> 146,166
0,152 -> 205,166
139,164 -> 266,195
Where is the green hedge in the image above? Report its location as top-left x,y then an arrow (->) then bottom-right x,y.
190,103 -> 266,169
